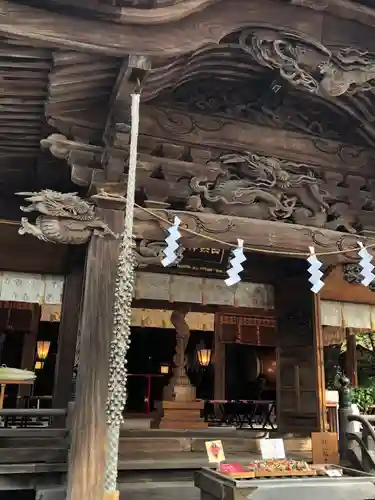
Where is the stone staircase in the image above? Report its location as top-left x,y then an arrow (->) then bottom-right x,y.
117,428 -> 312,469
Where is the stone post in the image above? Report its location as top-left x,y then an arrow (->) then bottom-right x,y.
163,309 -> 196,402
153,308 -> 207,429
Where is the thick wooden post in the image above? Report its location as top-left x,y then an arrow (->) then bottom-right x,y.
214,315 -> 226,400
17,304 -> 40,407
66,197 -> 124,500
275,263 -> 326,434
52,247 -> 85,413
345,328 -> 358,387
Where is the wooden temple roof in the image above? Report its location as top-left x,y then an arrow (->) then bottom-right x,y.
2,0 -> 375,243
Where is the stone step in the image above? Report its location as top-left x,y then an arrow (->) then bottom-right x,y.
118,435 -> 312,455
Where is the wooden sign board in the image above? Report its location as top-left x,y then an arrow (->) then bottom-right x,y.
311,432 -> 339,465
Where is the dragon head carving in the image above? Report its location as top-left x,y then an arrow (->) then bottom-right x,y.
17,190 -> 96,221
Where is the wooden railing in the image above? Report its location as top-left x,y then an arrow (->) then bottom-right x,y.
0,408 -> 67,428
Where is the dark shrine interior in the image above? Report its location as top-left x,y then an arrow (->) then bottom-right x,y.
125,327 -> 276,414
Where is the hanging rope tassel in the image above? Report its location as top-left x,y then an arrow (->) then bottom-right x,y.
104,92 -> 140,494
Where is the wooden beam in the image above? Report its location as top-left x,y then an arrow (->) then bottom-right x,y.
133,208 -> 372,263
0,0 -> 323,56
52,248 -> 85,417
321,265 -> 375,304
292,0 -> 375,31
67,197 -> 124,500
27,0 -> 221,25
139,105 -> 375,176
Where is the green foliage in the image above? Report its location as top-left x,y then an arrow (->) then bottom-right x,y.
352,378 -> 375,413
341,332 -> 375,354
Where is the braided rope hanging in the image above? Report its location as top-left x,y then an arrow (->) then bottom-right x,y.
104,92 -> 140,492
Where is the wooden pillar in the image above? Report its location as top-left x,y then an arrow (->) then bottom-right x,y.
214,315 -> 226,400
67,197 -> 124,500
275,265 -> 326,434
17,304 -> 40,406
345,328 -> 358,387
52,247 -> 85,412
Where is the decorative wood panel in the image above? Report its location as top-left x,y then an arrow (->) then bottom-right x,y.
170,275 -> 203,303
0,301 -> 39,332
134,272 -> 274,308
275,268 -> 326,433
216,313 -> 276,346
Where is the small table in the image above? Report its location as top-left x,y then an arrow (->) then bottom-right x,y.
204,399 -> 276,429
0,379 -> 34,409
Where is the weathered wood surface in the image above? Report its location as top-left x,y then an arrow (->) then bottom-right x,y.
18,304 -> 40,405
22,0 -> 375,30
133,208 -> 372,264
275,265 -> 326,433
3,0 -> 375,56
0,223 -> 68,275
27,0 -> 221,25
52,248 -> 85,414
138,106 -> 375,175
0,421 -> 68,466
0,1 -> 322,56
0,428 -> 311,473
322,265 -> 375,304
67,199 -> 124,500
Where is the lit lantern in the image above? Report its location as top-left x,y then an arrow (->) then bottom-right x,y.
160,364 -> 169,374
34,360 -> 44,370
196,342 -> 212,367
37,340 -> 50,361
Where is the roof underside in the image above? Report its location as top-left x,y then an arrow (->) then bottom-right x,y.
1,0 -> 375,197
0,35 -> 120,195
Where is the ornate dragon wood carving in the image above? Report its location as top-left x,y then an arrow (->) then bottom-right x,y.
186,151 -> 357,232
237,28 -> 375,96
17,190 -> 116,244
140,28 -> 375,105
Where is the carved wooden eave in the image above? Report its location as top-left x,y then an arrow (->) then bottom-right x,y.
4,0 -> 375,262
12,0 -> 375,30
43,101 -> 375,238
3,0 -> 375,56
